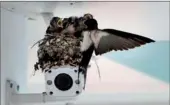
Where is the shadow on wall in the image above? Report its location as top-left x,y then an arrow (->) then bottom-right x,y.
103,41 -> 170,83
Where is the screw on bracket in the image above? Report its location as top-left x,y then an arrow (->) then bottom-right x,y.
76,91 -> 80,94
75,80 -> 80,84
17,85 -> 20,91
10,83 -> 13,88
74,70 -> 77,73
47,80 -> 52,85
48,70 -> 52,73
49,91 -> 53,95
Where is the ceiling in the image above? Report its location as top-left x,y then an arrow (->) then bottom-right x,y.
1,2 -> 82,17
1,2 -> 169,40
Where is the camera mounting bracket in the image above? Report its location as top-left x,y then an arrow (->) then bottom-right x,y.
5,79 -> 77,105
5,79 -> 169,105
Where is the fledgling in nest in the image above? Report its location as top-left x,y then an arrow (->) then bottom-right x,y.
32,13 -> 93,72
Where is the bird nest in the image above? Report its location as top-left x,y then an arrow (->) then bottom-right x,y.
34,33 -> 83,72
33,14 -> 93,72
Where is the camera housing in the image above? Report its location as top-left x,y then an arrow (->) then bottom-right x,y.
45,66 -> 85,97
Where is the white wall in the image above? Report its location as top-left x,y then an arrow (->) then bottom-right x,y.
1,8 -> 28,105
26,15 -> 47,93
54,2 -> 169,41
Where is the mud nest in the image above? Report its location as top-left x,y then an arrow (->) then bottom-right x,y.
34,34 -> 83,72
33,14 -> 93,72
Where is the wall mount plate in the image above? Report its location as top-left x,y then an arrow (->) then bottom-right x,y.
5,79 -> 78,105
5,79 -> 20,105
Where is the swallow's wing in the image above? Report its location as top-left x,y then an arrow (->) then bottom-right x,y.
91,29 -> 155,55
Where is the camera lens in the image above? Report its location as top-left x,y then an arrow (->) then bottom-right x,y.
54,73 -> 73,91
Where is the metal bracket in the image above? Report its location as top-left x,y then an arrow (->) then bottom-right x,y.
6,79 -> 168,105
5,79 -> 20,105
5,79 -> 76,105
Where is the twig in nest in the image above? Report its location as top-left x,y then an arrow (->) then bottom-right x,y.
31,34 -> 56,49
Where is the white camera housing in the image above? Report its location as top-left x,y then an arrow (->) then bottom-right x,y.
5,66 -> 86,105
45,66 -> 85,97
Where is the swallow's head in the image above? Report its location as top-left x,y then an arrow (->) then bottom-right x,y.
84,19 -> 98,30
46,17 -> 63,34
83,13 -> 93,20
61,16 -> 80,35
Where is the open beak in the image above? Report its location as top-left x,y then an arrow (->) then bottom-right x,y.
57,19 -> 63,28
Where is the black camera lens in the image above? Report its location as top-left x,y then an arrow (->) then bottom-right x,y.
54,73 -> 73,91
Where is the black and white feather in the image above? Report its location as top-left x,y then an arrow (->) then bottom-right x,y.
63,18 -> 155,90
81,19 -> 155,55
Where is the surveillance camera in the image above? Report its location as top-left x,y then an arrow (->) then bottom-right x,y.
45,66 -> 85,99
5,66 -> 85,105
